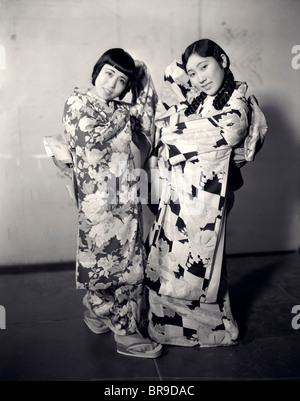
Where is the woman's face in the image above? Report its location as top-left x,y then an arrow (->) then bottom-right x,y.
186,53 -> 226,96
93,64 -> 129,101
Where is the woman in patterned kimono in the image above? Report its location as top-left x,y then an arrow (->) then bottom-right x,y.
61,48 -> 162,358
145,39 -> 267,347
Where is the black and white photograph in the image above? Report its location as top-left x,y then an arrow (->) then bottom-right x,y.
0,0 -> 299,387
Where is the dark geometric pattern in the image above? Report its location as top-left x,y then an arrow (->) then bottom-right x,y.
144,60 -> 260,347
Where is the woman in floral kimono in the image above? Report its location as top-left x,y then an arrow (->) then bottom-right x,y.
61,48 -> 162,358
145,39 -> 267,347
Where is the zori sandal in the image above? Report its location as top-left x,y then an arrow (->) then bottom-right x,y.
83,310 -> 110,334
114,333 -> 162,359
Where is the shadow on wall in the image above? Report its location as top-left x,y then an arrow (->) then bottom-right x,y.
262,100 -> 299,250
227,96 -> 299,254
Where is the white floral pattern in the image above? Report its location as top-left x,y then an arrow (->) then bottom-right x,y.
62,62 -> 157,334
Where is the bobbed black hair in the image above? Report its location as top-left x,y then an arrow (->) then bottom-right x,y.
182,39 -> 235,115
91,48 -> 135,100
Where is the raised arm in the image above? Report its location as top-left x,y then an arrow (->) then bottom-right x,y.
63,92 -> 130,155
129,60 -> 158,166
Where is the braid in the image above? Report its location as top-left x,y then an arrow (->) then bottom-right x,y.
184,92 -> 207,116
213,69 -> 235,110
184,68 -> 235,116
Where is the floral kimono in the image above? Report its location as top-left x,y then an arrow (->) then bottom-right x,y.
145,61 -> 267,347
62,62 -> 157,334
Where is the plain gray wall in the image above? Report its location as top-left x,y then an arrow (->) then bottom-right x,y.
0,0 -> 299,266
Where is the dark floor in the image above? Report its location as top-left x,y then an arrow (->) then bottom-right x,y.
0,251 -> 300,383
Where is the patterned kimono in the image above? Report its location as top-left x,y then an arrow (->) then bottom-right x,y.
62,62 -> 157,334
145,61 -> 267,347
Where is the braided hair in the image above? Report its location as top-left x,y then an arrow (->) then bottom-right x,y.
182,39 -> 235,116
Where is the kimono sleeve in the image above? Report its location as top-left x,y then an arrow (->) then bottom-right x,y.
63,94 -> 129,153
231,95 -> 268,166
130,60 -> 158,165
157,99 -> 249,167
207,104 -> 250,148
244,95 -> 268,161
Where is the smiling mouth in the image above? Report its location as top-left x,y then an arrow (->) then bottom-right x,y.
103,88 -> 113,95
202,82 -> 212,90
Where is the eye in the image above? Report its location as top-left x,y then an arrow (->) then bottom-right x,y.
188,72 -> 195,78
106,71 -> 113,77
201,64 -> 208,71
119,78 -> 126,86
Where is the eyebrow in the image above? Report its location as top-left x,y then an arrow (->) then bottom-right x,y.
187,61 -> 208,74
104,66 -> 128,81
103,66 -> 116,74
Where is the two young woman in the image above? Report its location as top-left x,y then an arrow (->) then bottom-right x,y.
55,39 -> 267,357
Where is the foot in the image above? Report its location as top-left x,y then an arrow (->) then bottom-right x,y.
83,310 -> 110,334
114,332 -> 162,359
